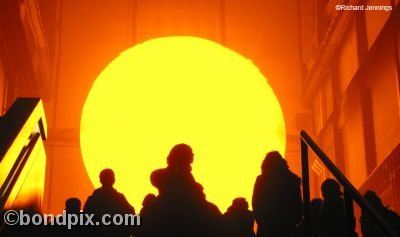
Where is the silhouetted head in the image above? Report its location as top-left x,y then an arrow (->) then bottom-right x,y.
310,198 -> 323,208
65,197 -> 81,214
231,197 -> 249,210
364,190 -> 384,209
167,143 -> 194,171
99,168 -> 115,188
321,178 -> 342,199
142,193 -> 157,207
310,198 -> 323,213
150,168 -> 168,194
261,151 -> 288,174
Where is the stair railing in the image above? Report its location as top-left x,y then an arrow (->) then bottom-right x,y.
0,98 -> 47,209
300,130 -> 399,237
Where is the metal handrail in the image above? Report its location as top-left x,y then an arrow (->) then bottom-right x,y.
0,133 -> 41,209
300,130 -> 399,237
0,98 -> 47,209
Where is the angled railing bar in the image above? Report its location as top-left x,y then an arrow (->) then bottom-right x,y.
0,133 -> 41,209
300,130 -> 399,237
0,98 -> 47,211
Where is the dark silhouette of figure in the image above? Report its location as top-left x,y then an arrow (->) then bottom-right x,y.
51,197 -> 83,236
145,143 -> 222,237
223,197 -> 255,237
136,194 -> 157,237
65,197 -> 81,214
295,198 -> 322,237
140,194 -> 157,217
252,151 -> 303,237
319,178 -> 347,237
361,190 -> 400,237
150,143 -> 197,198
83,168 -> 135,237
310,198 -> 323,237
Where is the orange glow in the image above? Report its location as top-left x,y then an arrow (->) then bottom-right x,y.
80,36 -> 286,211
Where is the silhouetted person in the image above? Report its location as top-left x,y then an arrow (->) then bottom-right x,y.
310,198 -> 323,237
297,198 -> 323,237
136,194 -> 157,237
147,143 -> 222,237
51,197 -> 83,236
151,143 -> 197,198
65,197 -> 81,214
361,190 -> 400,237
83,168 -> 135,237
252,151 -> 302,237
140,194 -> 157,217
319,179 -> 347,237
223,197 -> 255,237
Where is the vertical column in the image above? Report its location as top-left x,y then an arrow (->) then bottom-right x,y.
355,8 -> 378,175
395,7 -> 400,212
359,85 -> 377,174
301,138 -> 311,237
393,3 -> 400,121
355,10 -> 368,64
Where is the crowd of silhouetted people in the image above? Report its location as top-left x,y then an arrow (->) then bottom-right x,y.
1,143 -> 400,237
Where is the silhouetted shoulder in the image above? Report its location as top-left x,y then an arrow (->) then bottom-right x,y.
290,171 -> 301,182
117,192 -> 135,214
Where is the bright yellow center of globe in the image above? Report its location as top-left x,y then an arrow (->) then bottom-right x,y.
80,36 -> 286,212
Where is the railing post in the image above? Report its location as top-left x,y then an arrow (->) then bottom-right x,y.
344,189 -> 356,237
301,138 -> 311,237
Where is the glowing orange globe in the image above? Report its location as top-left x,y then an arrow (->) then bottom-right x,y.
80,36 -> 286,212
